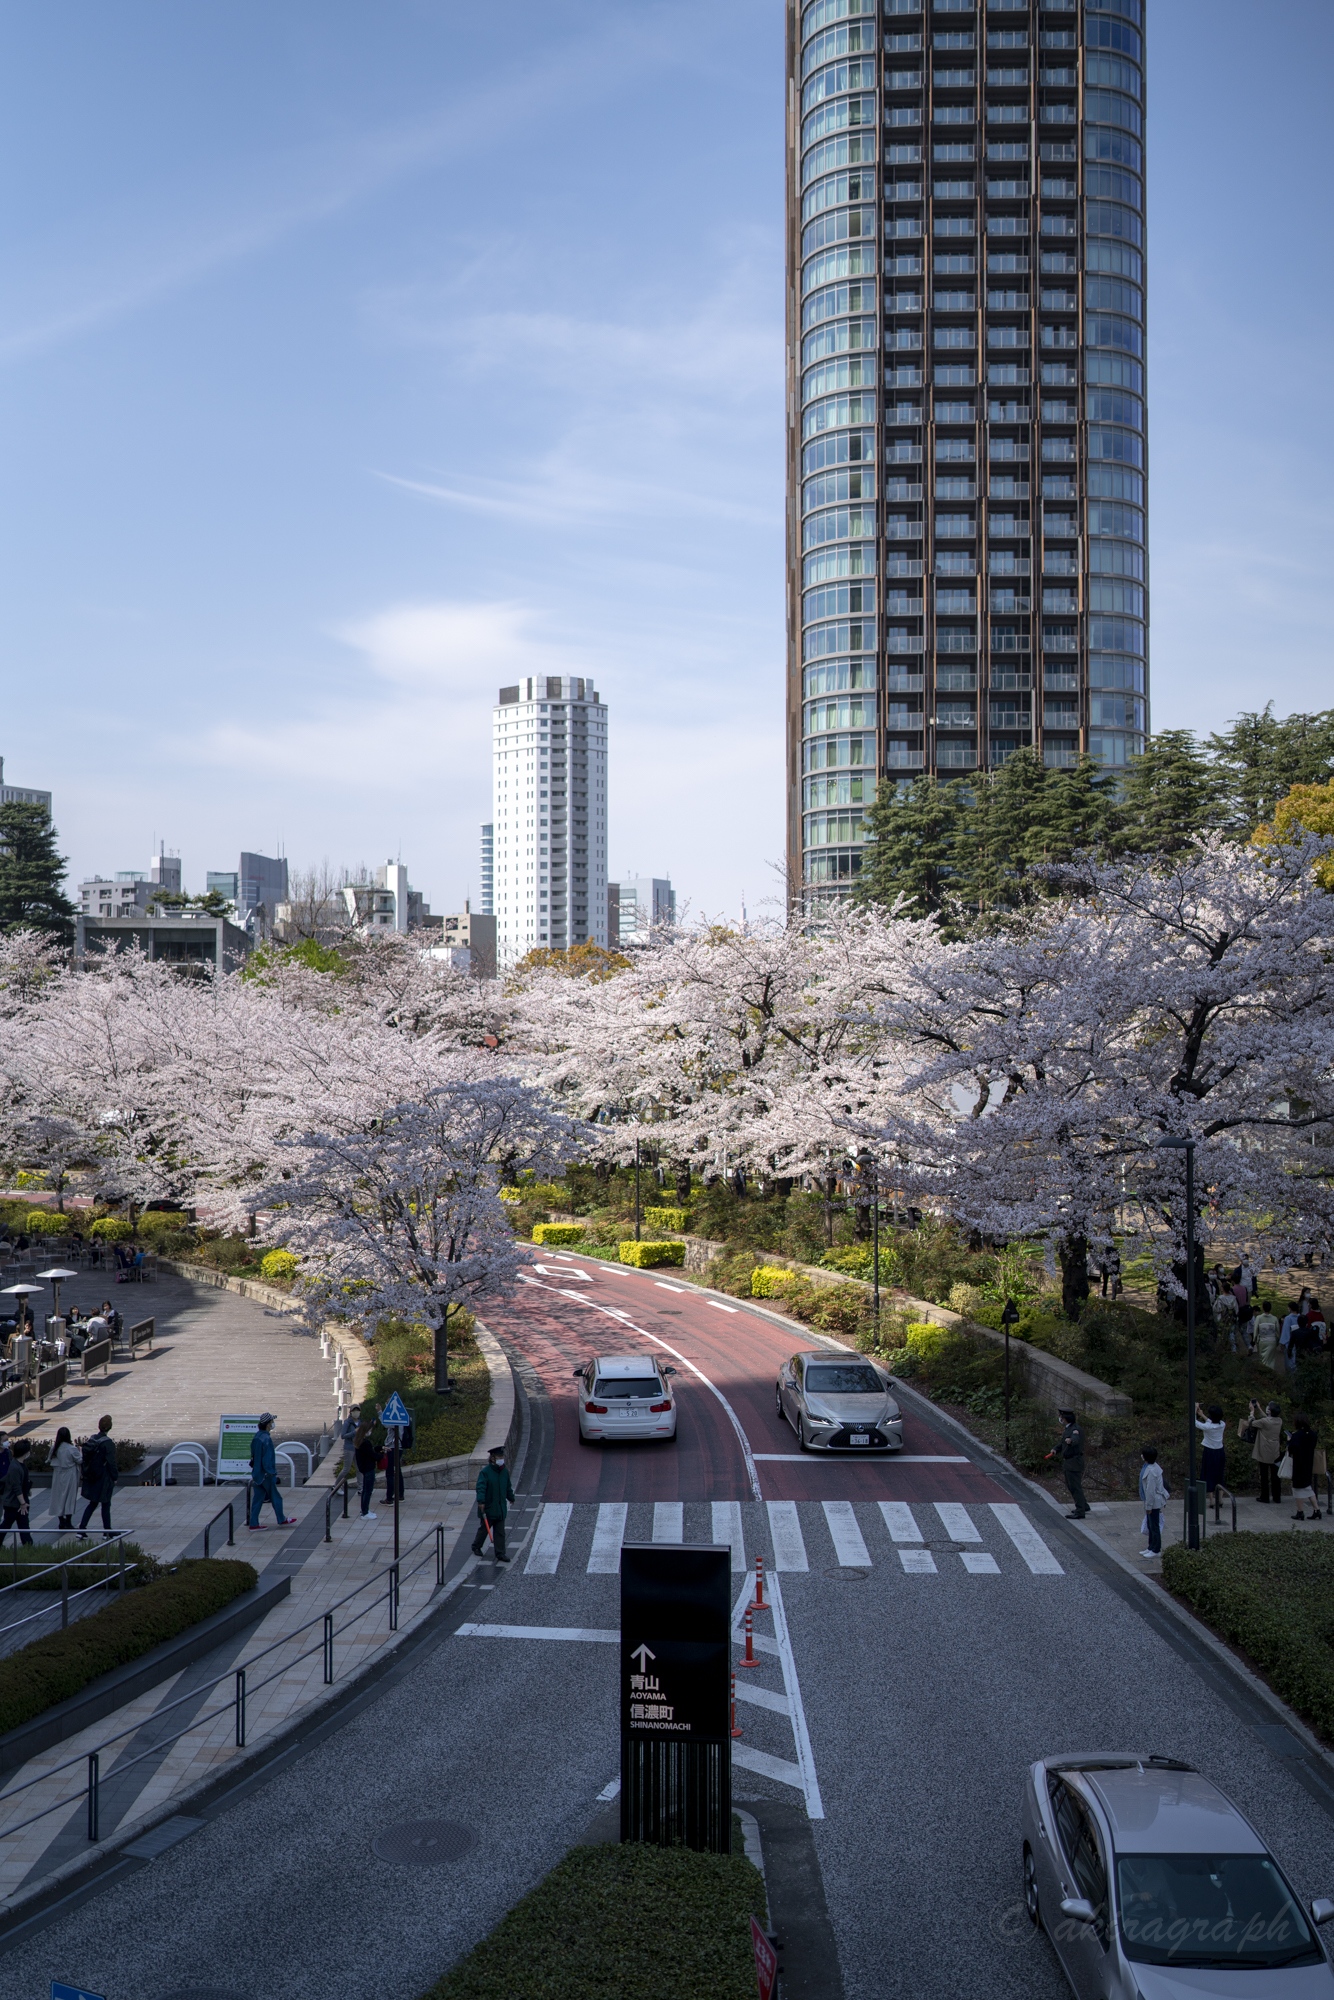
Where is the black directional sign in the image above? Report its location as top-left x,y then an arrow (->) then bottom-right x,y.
620,1543 -> 731,1851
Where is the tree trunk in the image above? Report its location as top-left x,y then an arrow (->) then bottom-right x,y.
1059,1234 -> 1090,1321
675,1162 -> 692,1206
823,1172 -> 837,1248
434,1310 -> 453,1394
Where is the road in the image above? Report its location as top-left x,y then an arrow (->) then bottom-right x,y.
4,1253 -> 1334,2000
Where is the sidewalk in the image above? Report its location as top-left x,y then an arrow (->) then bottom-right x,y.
1082,1491 -> 1332,1575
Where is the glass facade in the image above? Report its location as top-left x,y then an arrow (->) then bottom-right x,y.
786,0 -> 1148,891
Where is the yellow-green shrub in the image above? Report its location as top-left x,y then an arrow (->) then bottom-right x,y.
751,1266 -> 796,1298
644,1206 -> 690,1233
619,1241 -> 685,1269
24,1210 -> 62,1236
260,1249 -> 299,1284
89,1217 -> 134,1243
138,1211 -> 190,1237
904,1320 -> 950,1360
532,1223 -> 584,1246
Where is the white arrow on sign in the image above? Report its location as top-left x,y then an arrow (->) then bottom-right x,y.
630,1643 -> 656,1671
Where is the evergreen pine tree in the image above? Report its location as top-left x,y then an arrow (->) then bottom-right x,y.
1108,730 -> 1221,857
856,774 -> 968,919
1206,704 -> 1334,830
0,803 -> 75,941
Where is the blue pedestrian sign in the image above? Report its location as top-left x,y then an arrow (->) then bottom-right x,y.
53,1984 -> 107,2000
380,1392 -> 412,1428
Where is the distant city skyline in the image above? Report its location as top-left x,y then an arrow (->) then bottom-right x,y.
1,2 -> 1329,919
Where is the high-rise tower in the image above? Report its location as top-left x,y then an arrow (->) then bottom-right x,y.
786,0 -> 1146,896
492,677 -> 608,965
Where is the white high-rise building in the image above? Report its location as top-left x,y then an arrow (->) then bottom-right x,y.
492,677 -> 607,964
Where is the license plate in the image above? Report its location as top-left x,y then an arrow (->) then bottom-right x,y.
849,1433 -> 870,1445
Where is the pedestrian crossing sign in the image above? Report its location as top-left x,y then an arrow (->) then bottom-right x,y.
380,1392 -> 412,1428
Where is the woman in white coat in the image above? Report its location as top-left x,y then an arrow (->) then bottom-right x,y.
49,1425 -> 80,1531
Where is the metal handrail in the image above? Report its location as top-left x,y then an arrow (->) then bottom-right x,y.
0,1531 -> 135,1600
1210,1484 -> 1238,1533
0,1519 -> 450,1847
202,1500 -> 235,1559
325,1465 -> 352,1541
0,1559 -> 127,1640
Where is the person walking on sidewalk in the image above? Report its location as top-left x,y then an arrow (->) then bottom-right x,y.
1244,1400 -> 1284,1503
353,1418 -> 378,1520
50,1426 -> 80,1530
248,1414 -> 296,1531
1289,1414 -> 1323,1522
472,1446 -> 515,1562
1251,1301 -> 1280,1371
78,1416 -> 117,1538
1138,1446 -> 1169,1558
0,1439 -> 34,1547
1054,1409 -> 1090,1519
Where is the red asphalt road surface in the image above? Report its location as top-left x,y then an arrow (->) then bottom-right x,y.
487,1256 -> 1009,1507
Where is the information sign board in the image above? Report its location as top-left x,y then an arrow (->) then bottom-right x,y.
751,1917 -> 778,2000
216,1414 -> 263,1481
620,1543 -> 731,1852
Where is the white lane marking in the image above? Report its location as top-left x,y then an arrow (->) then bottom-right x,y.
524,1502 -> 573,1575
934,1502 -> 982,1543
655,1282 -> 685,1292
712,1500 -> 747,1571
653,1502 -> 684,1543
990,1503 -> 1064,1575
768,1571 -> 823,1818
708,1301 -> 738,1313
898,1549 -> 938,1575
733,1680 -> 791,1717
822,1499 -> 871,1567
961,1551 -> 1000,1574
588,1502 -> 629,1574
520,1274 -> 764,1500
456,1624 -> 618,1642
766,1500 -> 809,1572
879,1501 -> 922,1543
733,1744 -> 806,1789
752,1454 -> 969,1464
597,1777 -> 621,1801
560,1289 -> 596,1303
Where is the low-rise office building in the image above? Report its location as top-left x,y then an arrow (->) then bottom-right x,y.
75,913 -> 251,973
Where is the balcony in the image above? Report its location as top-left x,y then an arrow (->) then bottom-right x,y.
886,256 -> 924,276
887,330 -> 924,350
937,631 -> 977,653
989,707 -> 1032,729
936,669 -> 977,692
885,367 -> 923,387
936,555 -> 977,575
887,443 -> 924,462
937,745 -> 978,768
884,749 -> 926,770
988,631 -> 1030,652
888,296 -> 923,316
1042,632 -> 1079,653
886,633 -> 926,652
989,555 -> 1031,576
1043,552 -> 1079,576
990,670 -> 1032,691
1043,706 -> 1080,729
885,557 -> 925,576
886,671 -> 925,692
1043,671 -> 1079,691
885,519 -> 923,538
887,219 -> 923,238
988,439 -> 1029,460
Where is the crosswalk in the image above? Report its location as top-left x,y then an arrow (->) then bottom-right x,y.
523,1497 -> 1063,1579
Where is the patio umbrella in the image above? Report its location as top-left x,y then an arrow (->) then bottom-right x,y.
36,1267 -> 78,1318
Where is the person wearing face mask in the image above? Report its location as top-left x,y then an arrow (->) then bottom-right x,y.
471,1446 -> 515,1564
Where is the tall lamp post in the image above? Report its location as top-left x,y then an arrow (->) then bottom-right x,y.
634,1134 -> 641,1243
1159,1136 -> 1201,1550
871,1160 -> 880,1325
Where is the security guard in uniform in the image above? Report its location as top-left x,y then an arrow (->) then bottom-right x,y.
1056,1407 -> 1089,1518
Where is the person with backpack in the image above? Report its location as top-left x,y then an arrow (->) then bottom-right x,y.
247,1414 -> 296,1530
78,1415 -> 118,1538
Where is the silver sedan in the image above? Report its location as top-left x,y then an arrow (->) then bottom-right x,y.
1021,1751 -> 1334,1997
774,1351 -> 903,1453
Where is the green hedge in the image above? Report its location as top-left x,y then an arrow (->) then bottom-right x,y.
422,1836 -> 766,2000
644,1206 -> 690,1233
532,1223 -> 584,1246
1162,1533 -> 1334,1741
619,1241 -> 685,1268
0,1559 -> 257,1734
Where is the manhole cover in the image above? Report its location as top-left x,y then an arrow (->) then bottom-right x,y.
828,1566 -> 871,1581
372,1818 -> 477,1866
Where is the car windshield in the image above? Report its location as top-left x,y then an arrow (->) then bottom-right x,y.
594,1377 -> 662,1400
1116,1853 -> 1320,1969
804,1365 -> 882,1395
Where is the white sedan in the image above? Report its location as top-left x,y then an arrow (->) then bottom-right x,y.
574,1354 -> 678,1445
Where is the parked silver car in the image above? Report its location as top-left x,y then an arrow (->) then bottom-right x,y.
1021,1752 -> 1334,1998
774,1351 -> 903,1452
574,1354 -> 677,1445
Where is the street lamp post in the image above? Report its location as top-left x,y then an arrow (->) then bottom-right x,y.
871,1162 -> 880,1324
1160,1136 -> 1201,1550
1001,1298 -> 1019,1458
634,1135 -> 641,1243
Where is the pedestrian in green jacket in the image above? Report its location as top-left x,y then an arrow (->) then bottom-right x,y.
472,1447 -> 515,1563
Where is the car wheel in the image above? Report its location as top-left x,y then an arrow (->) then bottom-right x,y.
1022,1845 -> 1041,1929
578,1430 -> 595,1447
798,1417 -> 811,1453
775,1387 -> 784,1422
665,1427 -> 678,1444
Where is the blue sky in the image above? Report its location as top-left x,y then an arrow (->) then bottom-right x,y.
1,1 -> 1329,917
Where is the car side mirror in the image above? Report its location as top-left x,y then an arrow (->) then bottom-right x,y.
1059,1898 -> 1097,1925
663,1367 -> 677,1376
572,1368 -> 585,1378
1311,1898 -> 1334,1926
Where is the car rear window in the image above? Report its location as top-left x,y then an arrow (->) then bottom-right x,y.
594,1377 -> 662,1399
805,1365 -> 882,1394
1116,1853 -> 1320,1969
